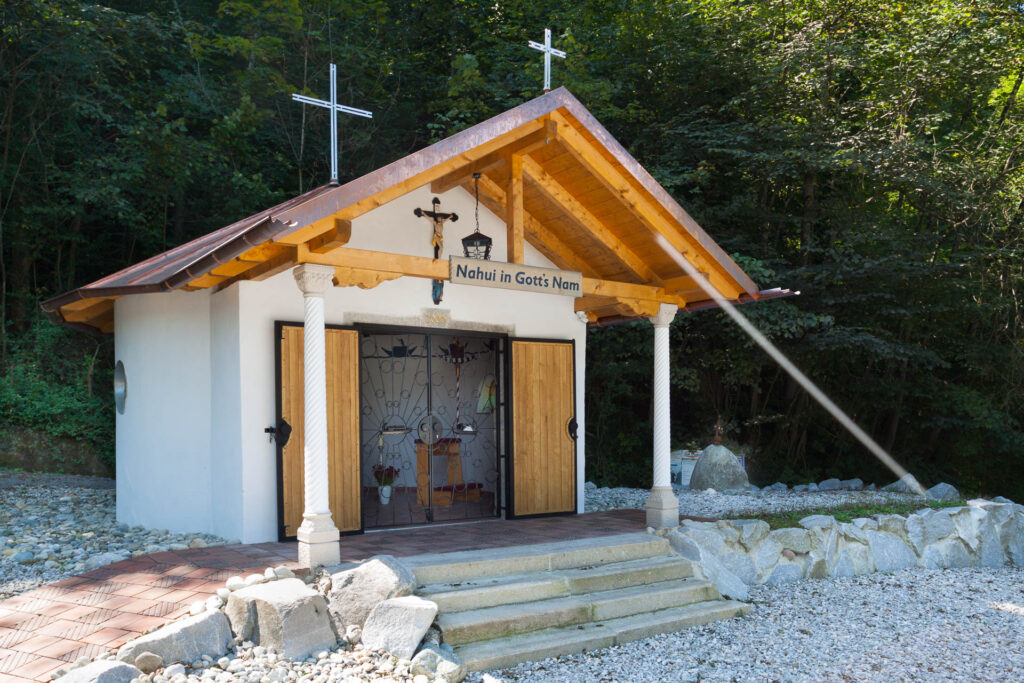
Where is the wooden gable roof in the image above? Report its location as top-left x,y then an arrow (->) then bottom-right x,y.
43,88 -> 787,333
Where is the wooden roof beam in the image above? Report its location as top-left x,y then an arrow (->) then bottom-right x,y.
430,119 -> 557,194
548,110 -> 742,299
506,155 -> 525,264
62,300 -> 113,323
471,175 -> 602,278
521,155 -> 659,284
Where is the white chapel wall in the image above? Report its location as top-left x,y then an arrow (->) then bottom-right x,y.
232,184 -> 587,542
113,290 -> 213,534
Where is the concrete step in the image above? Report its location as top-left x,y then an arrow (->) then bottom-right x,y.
421,555 -> 697,613
455,599 -> 751,672
405,533 -> 672,585
438,578 -> 719,645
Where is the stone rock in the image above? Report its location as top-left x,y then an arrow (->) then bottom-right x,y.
327,555 -> 416,631
164,663 -> 186,678
799,515 -> 837,530
118,611 -> 232,666
882,473 -> 923,494
225,576 -> 246,591
951,506 -> 986,552
805,552 -> 828,579
767,482 -> 788,492
133,652 -> 163,674
56,660 -> 141,683
852,517 -> 878,531
688,444 -> 749,493
838,522 -> 869,545
866,483 -> 877,491
1003,511 -> 1024,565
11,551 -> 33,563
827,548 -> 854,577
344,624 -> 362,645
411,643 -> 466,682
806,482 -> 819,492
992,496 -> 1013,504
920,537 -> 974,569
906,509 -> 956,555
734,520 -> 770,548
865,531 -> 917,572
273,566 -> 295,579
769,528 -> 811,553
753,537 -> 784,574
846,540 -> 876,575
361,596 -> 438,660
818,478 -> 841,491
84,552 -> 125,571
713,520 -> 741,544
875,514 -> 908,541
188,538 -> 206,549
978,523 -> 1007,568
224,578 -> 336,661
667,531 -> 749,600
764,560 -> 803,585
792,484 -> 809,492
927,482 -> 960,502
840,478 -> 864,491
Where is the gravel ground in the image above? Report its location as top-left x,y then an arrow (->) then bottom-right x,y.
476,567 -> 1024,683
0,475 -> 229,600
585,484 -> 921,519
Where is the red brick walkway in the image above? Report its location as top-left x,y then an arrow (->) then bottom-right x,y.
0,510 -> 643,682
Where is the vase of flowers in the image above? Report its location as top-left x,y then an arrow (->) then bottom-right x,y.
373,464 -> 400,505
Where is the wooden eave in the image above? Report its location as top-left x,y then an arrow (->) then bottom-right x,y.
42,88 -> 772,334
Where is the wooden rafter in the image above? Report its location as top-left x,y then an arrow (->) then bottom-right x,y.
470,175 -> 602,278
309,219 -> 352,254
549,111 -> 742,299
430,119 -> 557,194
332,266 -> 402,289
506,155 -> 525,264
62,300 -> 112,323
521,155 -> 659,284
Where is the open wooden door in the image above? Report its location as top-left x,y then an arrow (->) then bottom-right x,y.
277,324 -> 361,539
510,340 -> 577,517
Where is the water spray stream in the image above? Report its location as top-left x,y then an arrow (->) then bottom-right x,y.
657,235 -> 926,497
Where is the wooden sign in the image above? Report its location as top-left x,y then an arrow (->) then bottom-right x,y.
449,256 -> 582,298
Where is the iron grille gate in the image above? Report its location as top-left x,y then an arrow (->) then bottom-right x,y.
358,329 -> 502,528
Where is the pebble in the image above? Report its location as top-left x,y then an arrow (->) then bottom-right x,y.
0,476 -> 228,600
478,567 -> 1024,682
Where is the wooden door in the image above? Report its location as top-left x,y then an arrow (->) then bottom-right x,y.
510,340 -> 576,516
278,325 -> 361,538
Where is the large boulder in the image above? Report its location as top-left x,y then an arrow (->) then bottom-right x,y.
118,611 -> 232,666
57,661 -> 141,683
688,445 -> 748,492
225,578 -> 336,661
882,473 -> 924,494
906,509 -> 956,555
327,555 -> 416,631
927,482 -> 960,502
361,596 -> 438,660
817,478 -> 841,491
411,643 -> 466,683
865,531 -> 917,572
667,531 -> 749,600
769,528 -> 811,554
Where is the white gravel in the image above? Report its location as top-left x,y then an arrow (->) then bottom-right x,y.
586,483 -> 921,519
477,566 -> 1024,682
0,473 -> 230,600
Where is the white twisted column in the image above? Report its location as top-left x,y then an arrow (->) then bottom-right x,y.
293,264 -> 341,567
646,303 -> 679,529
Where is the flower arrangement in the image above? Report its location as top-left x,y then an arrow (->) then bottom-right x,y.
373,464 -> 400,487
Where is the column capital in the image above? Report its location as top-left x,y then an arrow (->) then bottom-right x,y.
293,264 -> 335,296
649,303 -> 678,328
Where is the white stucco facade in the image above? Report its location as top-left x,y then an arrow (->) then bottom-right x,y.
114,185 -> 587,543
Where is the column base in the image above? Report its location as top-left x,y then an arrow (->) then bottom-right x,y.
645,486 -> 680,529
296,512 -> 341,568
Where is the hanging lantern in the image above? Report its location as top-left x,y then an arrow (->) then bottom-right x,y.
462,173 -> 493,260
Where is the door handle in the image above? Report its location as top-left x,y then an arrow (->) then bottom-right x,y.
567,417 -> 578,440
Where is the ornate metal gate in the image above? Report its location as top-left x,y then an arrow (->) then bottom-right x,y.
358,329 -> 502,528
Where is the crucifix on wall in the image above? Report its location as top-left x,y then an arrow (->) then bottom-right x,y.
528,28 -> 567,92
291,63 -> 373,185
414,198 -> 458,304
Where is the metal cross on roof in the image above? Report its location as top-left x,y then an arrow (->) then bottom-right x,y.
291,63 -> 373,185
528,28 -> 567,93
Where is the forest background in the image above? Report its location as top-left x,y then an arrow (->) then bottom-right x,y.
1,0 -> 1022,499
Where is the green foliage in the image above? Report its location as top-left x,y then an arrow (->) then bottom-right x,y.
0,319 -> 113,466
757,499 -> 965,530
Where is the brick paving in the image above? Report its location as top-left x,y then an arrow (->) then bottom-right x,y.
0,510 -> 643,682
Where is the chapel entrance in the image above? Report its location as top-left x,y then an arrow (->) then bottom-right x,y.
358,329 -> 502,528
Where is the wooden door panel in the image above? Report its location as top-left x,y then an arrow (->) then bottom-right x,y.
279,326 -> 361,537
511,340 -> 576,516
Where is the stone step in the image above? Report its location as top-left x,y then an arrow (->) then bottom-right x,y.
421,555 -> 698,613
405,533 -> 671,585
454,599 -> 751,672
438,578 -> 719,645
